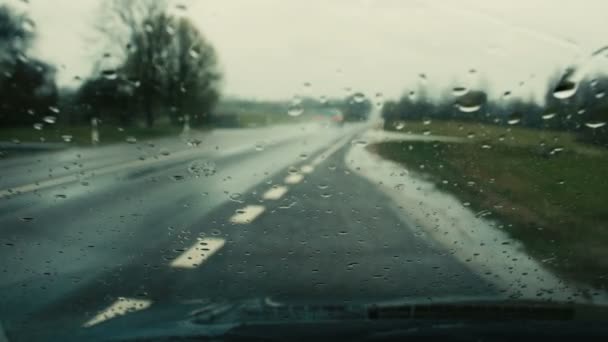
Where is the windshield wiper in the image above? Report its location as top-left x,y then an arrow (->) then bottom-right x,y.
367,301 -> 588,321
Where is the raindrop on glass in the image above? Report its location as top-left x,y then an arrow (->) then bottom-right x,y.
394,121 -> 405,130
353,92 -> 366,103
101,69 -> 118,80
585,122 -> 606,129
452,86 -> 468,97
542,113 -> 556,120
457,104 -> 481,113
552,79 -> 577,99
42,116 -> 56,124
287,104 -> 304,117
189,160 -> 216,177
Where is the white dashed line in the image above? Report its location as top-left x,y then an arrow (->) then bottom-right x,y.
284,173 -> 304,184
83,297 -> 152,328
170,237 -> 226,269
230,205 -> 266,224
263,185 -> 288,200
300,165 -> 314,174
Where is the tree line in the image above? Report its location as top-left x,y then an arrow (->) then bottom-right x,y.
381,72 -> 608,146
0,0 -> 221,130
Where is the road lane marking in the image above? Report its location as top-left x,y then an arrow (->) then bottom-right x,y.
262,185 -> 288,200
170,237 -> 226,269
83,297 -> 152,328
230,205 -> 265,224
300,165 -> 314,174
284,173 -> 304,184
311,135 -> 352,167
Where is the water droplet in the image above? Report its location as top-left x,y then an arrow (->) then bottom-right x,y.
54,194 -> 67,199
319,95 -> 327,104
552,79 -> 577,99
481,144 -> 492,149
188,160 -> 216,177
33,123 -> 43,130
22,18 -> 35,33
255,142 -> 265,151
101,69 -> 118,80
422,130 -> 431,136
48,106 -> 60,114
20,217 -> 34,222
452,87 -> 468,96
171,175 -> 185,181
303,82 -> 311,88
320,192 -> 332,198
189,49 -> 200,59
43,116 -> 56,124
61,135 -> 73,142
467,132 -> 475,139
125,136 -> 137,144
394,121 -> 405,130
353,92 -> 366,103
585,121 -> 606,129
542,113 -> 556,120
186,138 -> 202,147
507,113 -> 522,125
418,73 -> 427,80
595,90 -> 606,99
229,193 -> 243,203
422,119 -> 432,125
317,183 -> 329,190
287,104 -> 304,117
502,91 -> 511,98
456,104 -> 481,113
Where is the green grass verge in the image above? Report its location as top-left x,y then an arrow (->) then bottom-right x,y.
372,122 -> 608,289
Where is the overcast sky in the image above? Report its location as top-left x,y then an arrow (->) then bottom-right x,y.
10,0 -> 608,101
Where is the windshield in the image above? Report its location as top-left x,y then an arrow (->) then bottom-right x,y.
1,0 -> 608,340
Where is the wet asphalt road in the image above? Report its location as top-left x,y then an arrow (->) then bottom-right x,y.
0,122 -> 497,340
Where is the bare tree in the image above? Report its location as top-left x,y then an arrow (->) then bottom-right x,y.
93,0 -> 221,128
166,17 -> 221,126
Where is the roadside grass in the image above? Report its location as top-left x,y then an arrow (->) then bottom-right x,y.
388,120 -> 601,155
372,121 -> 608,289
